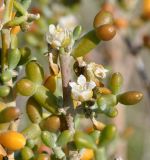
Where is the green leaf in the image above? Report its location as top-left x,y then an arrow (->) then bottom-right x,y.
72,30 -> 100,57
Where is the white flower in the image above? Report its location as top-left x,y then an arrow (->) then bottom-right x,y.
46,24 -> 73,50
114,157 -> 123,160
87,63 -> 108,79
69,75 -> 96,102
59,14 -> 78,31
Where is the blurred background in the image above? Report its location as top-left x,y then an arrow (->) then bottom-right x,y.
16,0 -> 150,159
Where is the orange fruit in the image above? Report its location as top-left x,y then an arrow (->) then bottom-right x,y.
96,24 -> 116,41
44,75 -> 56,93
0,131 -> 26,151
143,0 -> 150,19
80,149 -> 94,160
114,18 -> 128,29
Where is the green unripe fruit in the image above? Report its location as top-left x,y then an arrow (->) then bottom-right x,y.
105,107 -> 118,118
0,70 -> 12,82
93,10 -> 114,28
97,94 -> 117,112
8,48 -> 21,69
21,146 -> 34,160
117,91 -> 143,105
99,124 -> 117,146
109,72 -> 123,94
72,30 -> 100,57
26,97 -> 42,123
57,130 -> 72,147
26,139 -> 35,149
0,85 -> 10,97
41,131 -> 57,148
36,154 -> 50,160
74,131 -> 97,150
89,130 -> 100,143
26,61 -> 44,84
33,85 -> 58,114
40,115 -> 60,132
95,24 -> 116,41
19,47 -> 31,65
0,107 -> 20,123
16,79 -> 37,96
22,124 -> 41,139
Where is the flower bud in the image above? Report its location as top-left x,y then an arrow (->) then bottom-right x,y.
16,79 -> 37,96
109,72 -> 123,94
8,48 -> 21,69
117,91 -> 143,105
0,107 -> 20,123
26,61 -> 44,84
73,25 -> 82,40
26,97 -> 42,123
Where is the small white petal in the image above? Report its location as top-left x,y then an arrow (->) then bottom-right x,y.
86,81 -> 96,90
80,90 -> 93,101
49,24 -> 56,34
69,82 -> 78,89
77,75 -> 86,86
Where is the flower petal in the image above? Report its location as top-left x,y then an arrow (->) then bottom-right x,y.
86,81 -> 96,90
77,75 -> 86,86
49,24 -> 56,34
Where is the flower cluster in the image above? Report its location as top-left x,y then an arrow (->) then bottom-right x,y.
46,24 -> 73,51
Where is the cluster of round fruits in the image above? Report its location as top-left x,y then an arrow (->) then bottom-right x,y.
0,3 -> 143,160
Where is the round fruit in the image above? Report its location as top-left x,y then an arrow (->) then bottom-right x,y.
95,24 -> 116,41
16,79 -> 37,96
40,116 -> 60,132
80,149 -> 94,160
93,10 -> 113,28
21,146 -> 34,160
26,97 -> 42,123
0,107 -> 20,123
26,61 -> 44,84
109,72 -> 123,94
0,85 -> 10,97
99,124 -> 116,146
143,0 -> 150,19
44,75 -> 56,93
0,131 -> 26,151
117,91 -> 143,105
